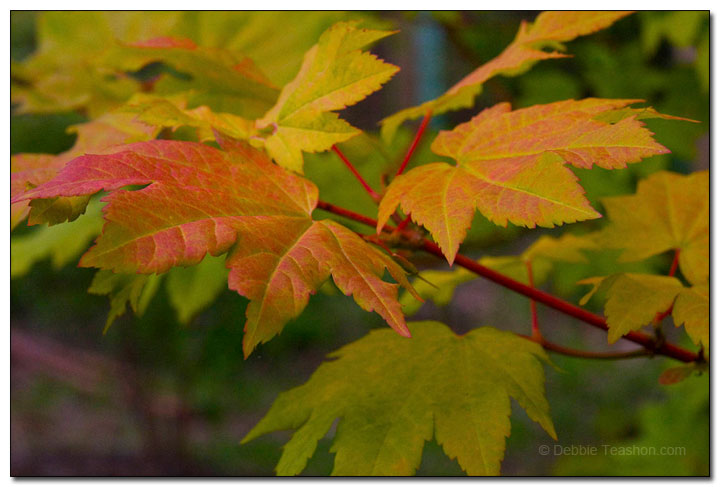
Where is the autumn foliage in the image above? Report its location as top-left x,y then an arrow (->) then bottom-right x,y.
11,11 -> 708,476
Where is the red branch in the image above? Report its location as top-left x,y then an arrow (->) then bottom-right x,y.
526,261 -> 541,340
396,111 -> 432,177
316,199 -> 701,364
332,145 -> 380,201
396,214 -> 412,231
316,200 -> 392,231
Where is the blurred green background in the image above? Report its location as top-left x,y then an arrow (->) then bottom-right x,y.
11,11 -> 709,476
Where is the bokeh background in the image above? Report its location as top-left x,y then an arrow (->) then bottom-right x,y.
10,11 -> 709,476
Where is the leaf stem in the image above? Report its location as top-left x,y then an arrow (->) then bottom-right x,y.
395,111 -> 432,177
668,248 -> 680,277
315,198 -> 700,364
331,145 -> 380,202
396,214 -> 412,231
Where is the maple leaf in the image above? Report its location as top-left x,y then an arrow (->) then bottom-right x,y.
11,111 -> 158,228
401,233 -> 597,315
599,170 -> 709,285
11,199 -> 103,278
103,36 -> 279,119
11,12 -> 185,116
121,93 -> 255,142
579,273 -> 708,349
672,285 -> 709,351
378,99 -> 671,264
13,139 -> 417,356
380,11 -> 632,142
166,254 -> 228,324
243,321 -> 555,476
174,12 -> 389,86
88,270 -> 162,332
256,21 -> 399,172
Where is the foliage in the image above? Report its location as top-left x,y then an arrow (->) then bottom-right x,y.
243,322 -> 555,476
11,11 -> 708,476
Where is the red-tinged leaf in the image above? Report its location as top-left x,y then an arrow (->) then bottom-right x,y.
379,99 -> 671,263
227,218 -> 415,356
380,11 -> 633,141
15,141 -> 317,272
11,112 -> 158,227
132,36 -> 198,50
658,365 -> 694,386
14,140 -> 417,355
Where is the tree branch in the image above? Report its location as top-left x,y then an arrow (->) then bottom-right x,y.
316,198 -> 701,364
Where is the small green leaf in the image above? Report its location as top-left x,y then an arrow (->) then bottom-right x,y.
88,270 -> 163,332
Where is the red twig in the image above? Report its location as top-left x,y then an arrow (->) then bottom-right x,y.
316,199 -> 701,364
395,111 -> 432,177
421,241 -> 699,363
316,200 -> 393,232
526,261 -> 541,340
331,145 -> 380,201
396,214 -> 412,231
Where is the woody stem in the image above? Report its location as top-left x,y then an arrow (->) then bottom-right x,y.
315,199 -> 701,364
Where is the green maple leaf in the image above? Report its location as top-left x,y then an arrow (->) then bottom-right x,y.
13,138 -> 418,356
103,36 -> 279,119
170,12 -> 389,86
11,12 -> 185,116
120,93 -> 255,142
243,321 -> 556,476
11,199 -> 104,278
600,170 -> 709,286
256,21 -> 399,172
671,284 -> 709,351
165,254 -> 228,324
378,98 -> 672,264
380,11 -> 633,142
88,270 -> 163,332
579,273 -> 708,349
